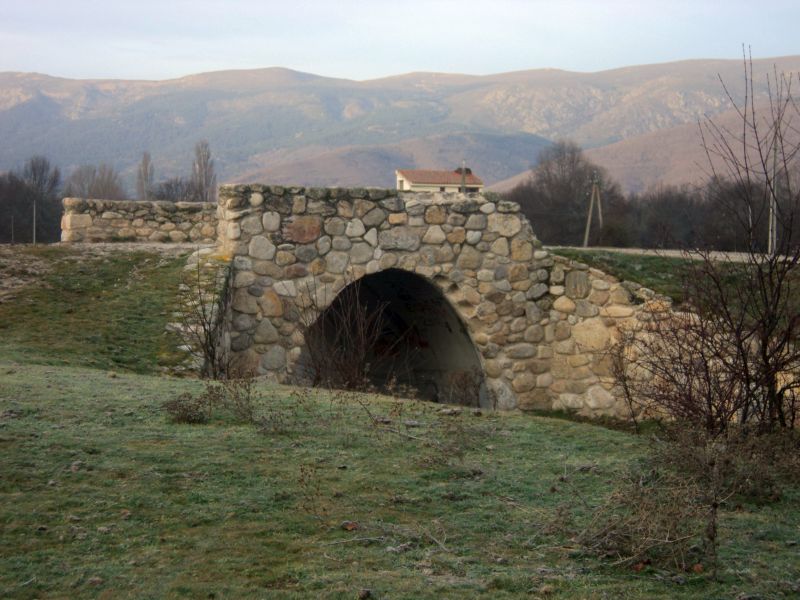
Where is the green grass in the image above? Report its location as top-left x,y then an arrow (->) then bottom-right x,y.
0,246 -> 188,373
551,249 -> 690,302
0,245 -> 797,598
1,363 -> 798,599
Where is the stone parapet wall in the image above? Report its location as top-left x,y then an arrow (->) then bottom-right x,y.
61,198 -> 218,243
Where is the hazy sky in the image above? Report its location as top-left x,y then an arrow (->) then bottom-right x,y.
1,0 -> 798,80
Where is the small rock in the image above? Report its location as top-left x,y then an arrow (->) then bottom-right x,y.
341,521 -> 360,531
107,371 -> 118,378
438,407 -> 461,416
47,479 -> 57,486
87,576 -> 104,586
402,420 -> 422,428
358,590 -> 372,599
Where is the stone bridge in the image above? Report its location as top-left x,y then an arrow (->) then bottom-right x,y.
213,185 -> 669,416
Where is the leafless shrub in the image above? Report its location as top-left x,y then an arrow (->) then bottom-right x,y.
577,466 -> 705,572
613,50 -> 800,436
441,367 -> 484,407
256,387 -> 317,435
295,277 -> 402,392
204,377 -> 257,423
175,251 -> 231,379
297,462 -> 329,522
163,391 -> 211,424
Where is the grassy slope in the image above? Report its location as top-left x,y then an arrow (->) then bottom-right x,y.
0,246 -> 187,373
550,248 -> 689,303
0,245 -> 798,598
1,364 -> 798,599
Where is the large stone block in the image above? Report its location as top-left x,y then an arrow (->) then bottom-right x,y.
62,213 -> 93,229
487,213 -> 522,237
378,227 -> 421,251
571,318 -> 610,351
249,236 -> 276,260
284,215 -> 322,243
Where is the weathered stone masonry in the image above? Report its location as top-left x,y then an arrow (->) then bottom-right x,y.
215,185 -> 671,416
60,188 -> 671,417
61,198 -> 217,243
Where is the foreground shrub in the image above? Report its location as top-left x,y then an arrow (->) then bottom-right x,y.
163,391 -> 211,424
576,424 -> 800,576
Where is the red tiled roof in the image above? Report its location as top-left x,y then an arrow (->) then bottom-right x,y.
397,169 -> 483,186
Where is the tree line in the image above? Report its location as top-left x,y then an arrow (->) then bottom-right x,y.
0,141 -> 217,243
504,140 -> 800,252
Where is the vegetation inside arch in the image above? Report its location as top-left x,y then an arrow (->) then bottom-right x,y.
298,269 -> 488,406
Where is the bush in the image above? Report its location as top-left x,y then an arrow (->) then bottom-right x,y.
163,391 -> 211,424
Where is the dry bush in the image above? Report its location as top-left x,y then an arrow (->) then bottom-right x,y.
163,391 -> 211,424
575,424 -> 799,576
295,277 -> 391,391
577,467 -> 705,571
441,367 -> 485,407
174,252 -> 231,379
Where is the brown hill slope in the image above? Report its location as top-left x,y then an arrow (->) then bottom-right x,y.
2,57 -> 799,191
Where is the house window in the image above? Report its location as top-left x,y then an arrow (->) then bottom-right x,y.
440,186 -> 446,192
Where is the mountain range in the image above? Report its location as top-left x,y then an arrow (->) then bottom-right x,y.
1,56 -> 799,194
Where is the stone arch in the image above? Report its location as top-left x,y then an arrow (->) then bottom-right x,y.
296,268 -> 490,406
218,185 -> 545,410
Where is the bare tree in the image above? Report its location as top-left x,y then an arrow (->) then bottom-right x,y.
295,279 -> 391,391
21,156 -> 60,244
152,177 -> 196,202
191,140 -> 217,203
136,152 -> 154,201
64,164 -> 127,200
615,50 -> 800,435
505,140 -> 628,245
63,165 -> 97,198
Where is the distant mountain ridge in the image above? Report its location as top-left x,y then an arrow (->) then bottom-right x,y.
2,57 -> 799,193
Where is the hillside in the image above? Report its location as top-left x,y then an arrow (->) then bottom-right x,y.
2,57 -> 800,192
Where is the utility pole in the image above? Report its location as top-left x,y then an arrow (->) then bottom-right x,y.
32,196 -> 37,245
768,137 -> 778,256
582,173 -> 602,247
460,159 -> 466,193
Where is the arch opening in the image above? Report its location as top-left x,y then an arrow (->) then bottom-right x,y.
297,269 -> 489,407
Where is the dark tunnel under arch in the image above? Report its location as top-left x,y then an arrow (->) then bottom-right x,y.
297,269 -> 489,407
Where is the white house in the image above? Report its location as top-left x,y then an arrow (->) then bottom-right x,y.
395,168 -> 484,193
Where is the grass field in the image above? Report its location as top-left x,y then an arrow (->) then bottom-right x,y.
550,248 -> 690,303
0,245 -> 188,373
0,245 -> 798,598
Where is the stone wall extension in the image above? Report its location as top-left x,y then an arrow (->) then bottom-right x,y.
61,198 -> 217,243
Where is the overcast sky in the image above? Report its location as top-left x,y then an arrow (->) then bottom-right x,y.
0,0 -> 798,80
